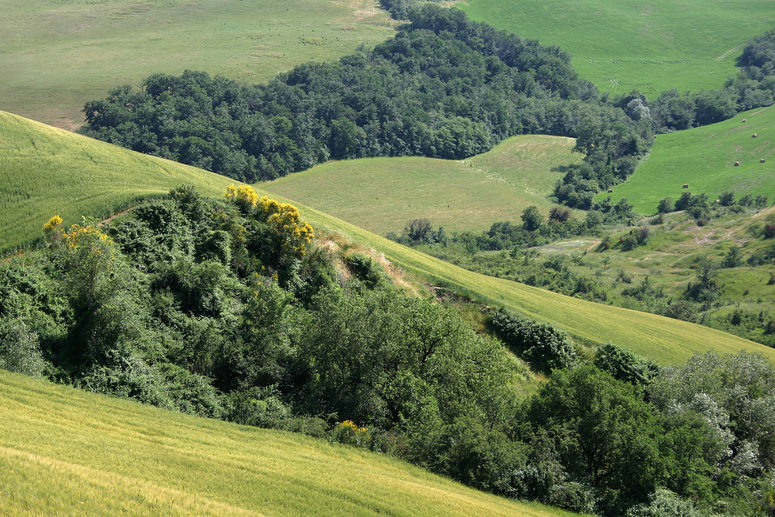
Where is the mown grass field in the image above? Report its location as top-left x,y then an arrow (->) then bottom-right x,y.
602,106 -> 775,214
1,111 -> 770,366
0,0 -> 394,129
263,135 -> 582,235
0,370 -> 580,517
459,0 -> 774,96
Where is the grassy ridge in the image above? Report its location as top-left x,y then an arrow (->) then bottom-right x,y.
0,0 -> 394,128
263,135 -> 583,234
460,0 -> 774,96
0,111 -> 234,250
0,370 -> 577,516
0,111 -> 769,365
603,106 -> 775,214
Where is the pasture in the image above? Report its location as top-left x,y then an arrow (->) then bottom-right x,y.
263,135 -> 583,235
0,0 -> 394,128
460,0 -> 774,96
602,106 -> 775,214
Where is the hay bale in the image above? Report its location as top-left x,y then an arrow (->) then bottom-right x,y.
753,133 -> 758,138
607,188 -> 613,193
735,161 -> 740,166
761,158 -> 766,163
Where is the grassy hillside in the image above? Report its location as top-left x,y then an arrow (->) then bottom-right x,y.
602,106 -> 775,214
460,0 -> 774,96
1,111 -> 770,366
0,111 -> 234,250
0,0 -> 394,128
0,370 -> 577,516
263,135 -> 583,235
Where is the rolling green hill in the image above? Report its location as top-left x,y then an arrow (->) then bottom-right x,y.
0,0 -> 394,128
0,110 -> 770,365
460,0 -> 774,96
0,369 -> 578,516
263,135 -> 583,235
601,106 -> 775,214
0,111 -> 234,250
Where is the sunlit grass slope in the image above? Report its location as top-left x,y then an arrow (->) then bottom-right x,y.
602,106 -> 775,214
263,135 -> 583,234
0,370 -> 578,517
0,110 -> 234,250
0,0 -> 394,128
0,111 -> 768,366
460,0 -> 774,96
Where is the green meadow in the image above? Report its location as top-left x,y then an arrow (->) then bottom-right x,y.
0,110 -> 769,365
0,111 -> 234,250
602,106 -> 775,214
0,370 -> 579,516
0,0 -> 394,128
263,135 -> 583,235
460,0 -> 775,96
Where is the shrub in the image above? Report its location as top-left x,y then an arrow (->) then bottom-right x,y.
624,489 -> 701,517
488,309 -> 579,373
621,234 -> 638,251
332,420 -> 371,448
594,344 -> 659,386
0,319 -> 47,377
657,198 -> 674,214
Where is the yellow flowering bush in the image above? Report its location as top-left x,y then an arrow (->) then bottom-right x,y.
332,420 -> 371,448
225,183 -> 259,210
225,185 -> 314,259
42,215 -> 63,233
62,223 -> 110,249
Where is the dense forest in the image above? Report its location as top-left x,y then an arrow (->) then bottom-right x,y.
79,5 -> 650,192
3,186 -> 775,515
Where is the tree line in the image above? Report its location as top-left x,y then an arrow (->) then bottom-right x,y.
79,5 -> 650,189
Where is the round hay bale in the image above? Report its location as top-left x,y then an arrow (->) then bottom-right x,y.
753,133 -> 758,138
761,158 -> 766,163
607,188 -> 613,193
735,161 -> 740,166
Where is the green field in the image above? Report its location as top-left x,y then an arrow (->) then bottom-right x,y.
0,111 -> 234,250
0,0 -> 394,129
263,135 -> 583,235
1,110 -> 770,365
0,370 -> 580,516
459,0 -> 775,96
602,106 -> 775,214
